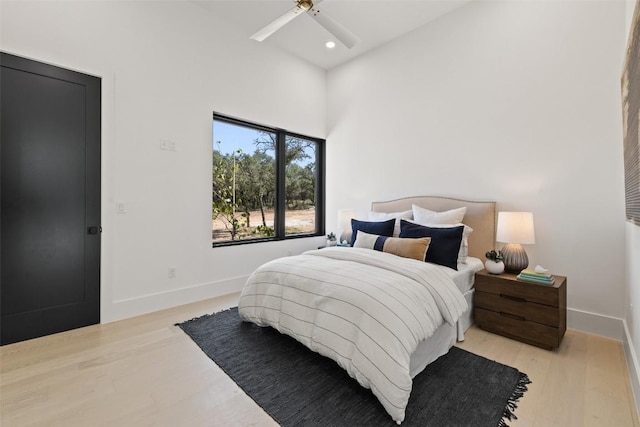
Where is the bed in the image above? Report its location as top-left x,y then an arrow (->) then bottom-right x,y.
372,196 -> 496,343
238,196 -> 496,424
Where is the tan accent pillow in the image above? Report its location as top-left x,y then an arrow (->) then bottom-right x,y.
383,236 -> 431,261
354,230 -> 431,261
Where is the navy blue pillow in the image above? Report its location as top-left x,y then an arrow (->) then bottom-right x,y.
399,220 -> 464,270
350,218 -> 395,247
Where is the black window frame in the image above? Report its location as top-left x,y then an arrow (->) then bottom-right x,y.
212,113 -> 325,247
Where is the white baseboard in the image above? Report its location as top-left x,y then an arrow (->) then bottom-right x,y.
103,275 -> 249,323
567,307 -> 624,340
623,320 -> 640,418
106,291 -> 629,338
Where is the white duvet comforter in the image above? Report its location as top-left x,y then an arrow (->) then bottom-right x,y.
238,247 -> 468,423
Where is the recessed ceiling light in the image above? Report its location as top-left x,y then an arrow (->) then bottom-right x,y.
325,41 -> 336,49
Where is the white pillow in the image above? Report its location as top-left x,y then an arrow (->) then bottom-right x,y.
412,204 -> 467,225
405,219 -> 473,264
353,230 -> 380,249
368,209 -> 413,237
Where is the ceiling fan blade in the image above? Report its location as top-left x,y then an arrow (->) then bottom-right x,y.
308,7 -> 359,49
250,6 -> 305,42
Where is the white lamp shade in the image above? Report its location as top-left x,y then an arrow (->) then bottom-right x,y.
496,212 -> 535,244
337,209 -> 355,243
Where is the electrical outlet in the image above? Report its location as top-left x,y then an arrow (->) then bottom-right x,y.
168,141 -> 176,152
159,138 -> 168,151
168,267 -> 177,279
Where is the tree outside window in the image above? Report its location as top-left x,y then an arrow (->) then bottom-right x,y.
212,115 -> 324,245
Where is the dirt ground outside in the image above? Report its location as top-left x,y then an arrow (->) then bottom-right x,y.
212,208 -> 316,242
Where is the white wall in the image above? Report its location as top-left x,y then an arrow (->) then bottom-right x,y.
0,1 -> 327,322
327,1 -> 627,322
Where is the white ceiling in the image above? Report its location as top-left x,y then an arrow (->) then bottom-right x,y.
196,1 -> 473,70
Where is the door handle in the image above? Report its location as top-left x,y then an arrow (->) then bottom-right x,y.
87,226 -> 100,235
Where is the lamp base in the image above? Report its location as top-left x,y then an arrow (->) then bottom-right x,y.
339,230 -> 352,246
501,243 -> 529,273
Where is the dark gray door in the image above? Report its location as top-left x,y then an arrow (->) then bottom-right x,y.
1,53 -> 101,345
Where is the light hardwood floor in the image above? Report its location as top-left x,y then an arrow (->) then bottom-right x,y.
1,293 -> 638,427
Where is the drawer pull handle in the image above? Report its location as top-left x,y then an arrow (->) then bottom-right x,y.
500,293 -> 526,303
500,312 -> 526,321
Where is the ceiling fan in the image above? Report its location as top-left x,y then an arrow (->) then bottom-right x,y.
251,0 -> 359,49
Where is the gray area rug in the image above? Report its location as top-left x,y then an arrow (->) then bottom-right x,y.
177,307 -> 530,427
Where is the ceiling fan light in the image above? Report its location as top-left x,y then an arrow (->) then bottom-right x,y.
298,0 -> 313,11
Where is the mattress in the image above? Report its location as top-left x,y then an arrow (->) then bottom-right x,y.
409,259 -> 483,376
409,321 -> 456,378
448,257 -> 484,293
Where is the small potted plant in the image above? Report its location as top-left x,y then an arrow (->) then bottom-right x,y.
327,232 -> 337,247
484,250 -> 505,274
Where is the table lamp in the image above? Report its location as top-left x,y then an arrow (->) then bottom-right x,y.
337,209 -> 355,245
496,211 -> 535,273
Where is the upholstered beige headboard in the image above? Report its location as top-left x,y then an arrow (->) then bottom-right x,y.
371,196 -> 496,261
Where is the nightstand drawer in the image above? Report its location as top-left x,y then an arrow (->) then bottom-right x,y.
475,274 -> 561,306
474,291 -> 559,327
475,307 -> 561,349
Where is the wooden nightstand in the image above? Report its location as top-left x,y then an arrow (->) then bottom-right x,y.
474,270 -> 567,350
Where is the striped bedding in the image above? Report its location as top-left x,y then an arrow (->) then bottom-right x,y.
238,247 -> 468,424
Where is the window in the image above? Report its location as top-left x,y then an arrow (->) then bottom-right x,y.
212,114 -> 325,245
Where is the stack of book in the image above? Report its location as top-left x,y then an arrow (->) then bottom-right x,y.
516,269 -> 554,285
